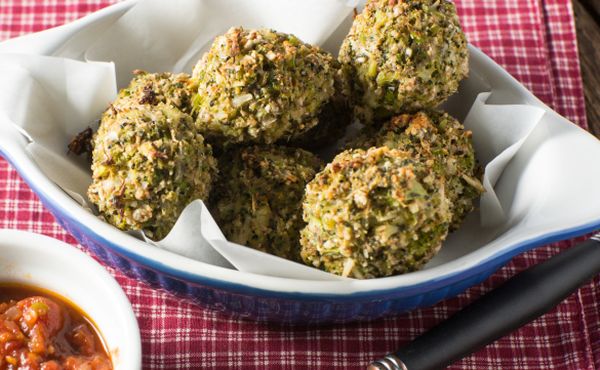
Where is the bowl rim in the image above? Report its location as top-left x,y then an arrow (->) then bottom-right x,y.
0,228 -> 142,369
1,0 -> 600,300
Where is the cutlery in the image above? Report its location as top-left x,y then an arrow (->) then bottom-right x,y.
368,233 -> 600,370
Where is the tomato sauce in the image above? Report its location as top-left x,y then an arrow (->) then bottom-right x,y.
0,285 -> 112,370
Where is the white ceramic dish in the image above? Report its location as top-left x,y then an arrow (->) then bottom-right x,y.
0,0 -> 599,323
0,229 -> 141,369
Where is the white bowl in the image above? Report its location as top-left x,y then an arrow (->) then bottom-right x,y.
0,229 -> 141,369
1,0 -> 600,323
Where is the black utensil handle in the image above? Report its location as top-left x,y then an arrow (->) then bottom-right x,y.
369,235 -> 600,370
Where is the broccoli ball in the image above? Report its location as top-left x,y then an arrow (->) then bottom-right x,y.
339,0 -> 469,124
211,146 -> 322,261
349,110 -> 483,229
111,70 -> 196,115
192,27 -> 340,145
88,103 -> 217,240
300,147 -> 451,278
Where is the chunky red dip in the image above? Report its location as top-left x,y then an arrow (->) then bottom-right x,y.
0,285 -> 112,370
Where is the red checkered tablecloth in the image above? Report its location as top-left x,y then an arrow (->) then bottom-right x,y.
0,1 -> 597,369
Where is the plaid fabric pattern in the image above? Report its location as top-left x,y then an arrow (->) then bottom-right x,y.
0,0 -> 596,368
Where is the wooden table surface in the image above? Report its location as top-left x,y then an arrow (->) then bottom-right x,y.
574,0 -> 600,137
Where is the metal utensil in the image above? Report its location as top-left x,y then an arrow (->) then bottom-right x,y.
369,233 -> 600,370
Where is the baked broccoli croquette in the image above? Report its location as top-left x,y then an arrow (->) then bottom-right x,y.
301,147 -> 452,278
88,104 -> 217,240
339,0 -> 469,123
111,70 -> 196,115
211,146 -> 322,260
192,27 -> 340,145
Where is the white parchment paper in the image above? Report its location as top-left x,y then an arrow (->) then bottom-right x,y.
0,0 -> 548,280
84,0 -> 355,88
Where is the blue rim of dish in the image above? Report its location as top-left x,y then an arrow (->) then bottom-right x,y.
2,147 -> 600,303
